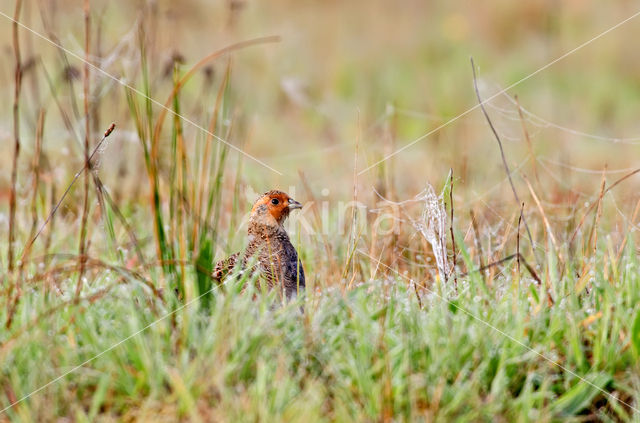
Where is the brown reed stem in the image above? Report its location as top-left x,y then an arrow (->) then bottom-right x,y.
76,0 -> 91,298
8,0 -> 23,274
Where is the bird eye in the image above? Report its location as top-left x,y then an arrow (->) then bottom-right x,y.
271,198 -> 279,205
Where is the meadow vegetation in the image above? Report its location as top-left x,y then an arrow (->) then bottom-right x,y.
1,0 -> 640,421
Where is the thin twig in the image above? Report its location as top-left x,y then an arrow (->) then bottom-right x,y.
470,57 -> 537,264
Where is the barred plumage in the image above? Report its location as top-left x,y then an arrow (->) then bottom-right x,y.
213,190 -> 305,298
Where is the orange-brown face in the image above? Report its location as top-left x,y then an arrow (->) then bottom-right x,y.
251,190 -> 302,225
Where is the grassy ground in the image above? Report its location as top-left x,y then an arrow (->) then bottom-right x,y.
1,0 -> 640,421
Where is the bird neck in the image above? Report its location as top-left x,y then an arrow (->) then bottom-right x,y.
247,219 -> 288,238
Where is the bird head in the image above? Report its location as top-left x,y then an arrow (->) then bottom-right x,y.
250,190 -> 303,227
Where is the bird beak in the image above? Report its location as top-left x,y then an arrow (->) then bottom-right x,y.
288,199 -> 303,210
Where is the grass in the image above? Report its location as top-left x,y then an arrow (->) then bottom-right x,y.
1,0 -> 640,421
2,247 -> 640,421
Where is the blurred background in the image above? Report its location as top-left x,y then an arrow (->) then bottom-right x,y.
0,0 -> 639,265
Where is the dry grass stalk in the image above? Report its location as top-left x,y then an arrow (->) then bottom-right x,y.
523,175 -> 563,264
448,170 -> 458,291
471,57 -> 537,264
8,0 -> 23,274
5,0 -> 24,329
76,0 -> 92,297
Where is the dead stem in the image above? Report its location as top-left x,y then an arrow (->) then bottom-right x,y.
471,57 -> 537,265
8,0 -> 24,274
76,0 -> 91,298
